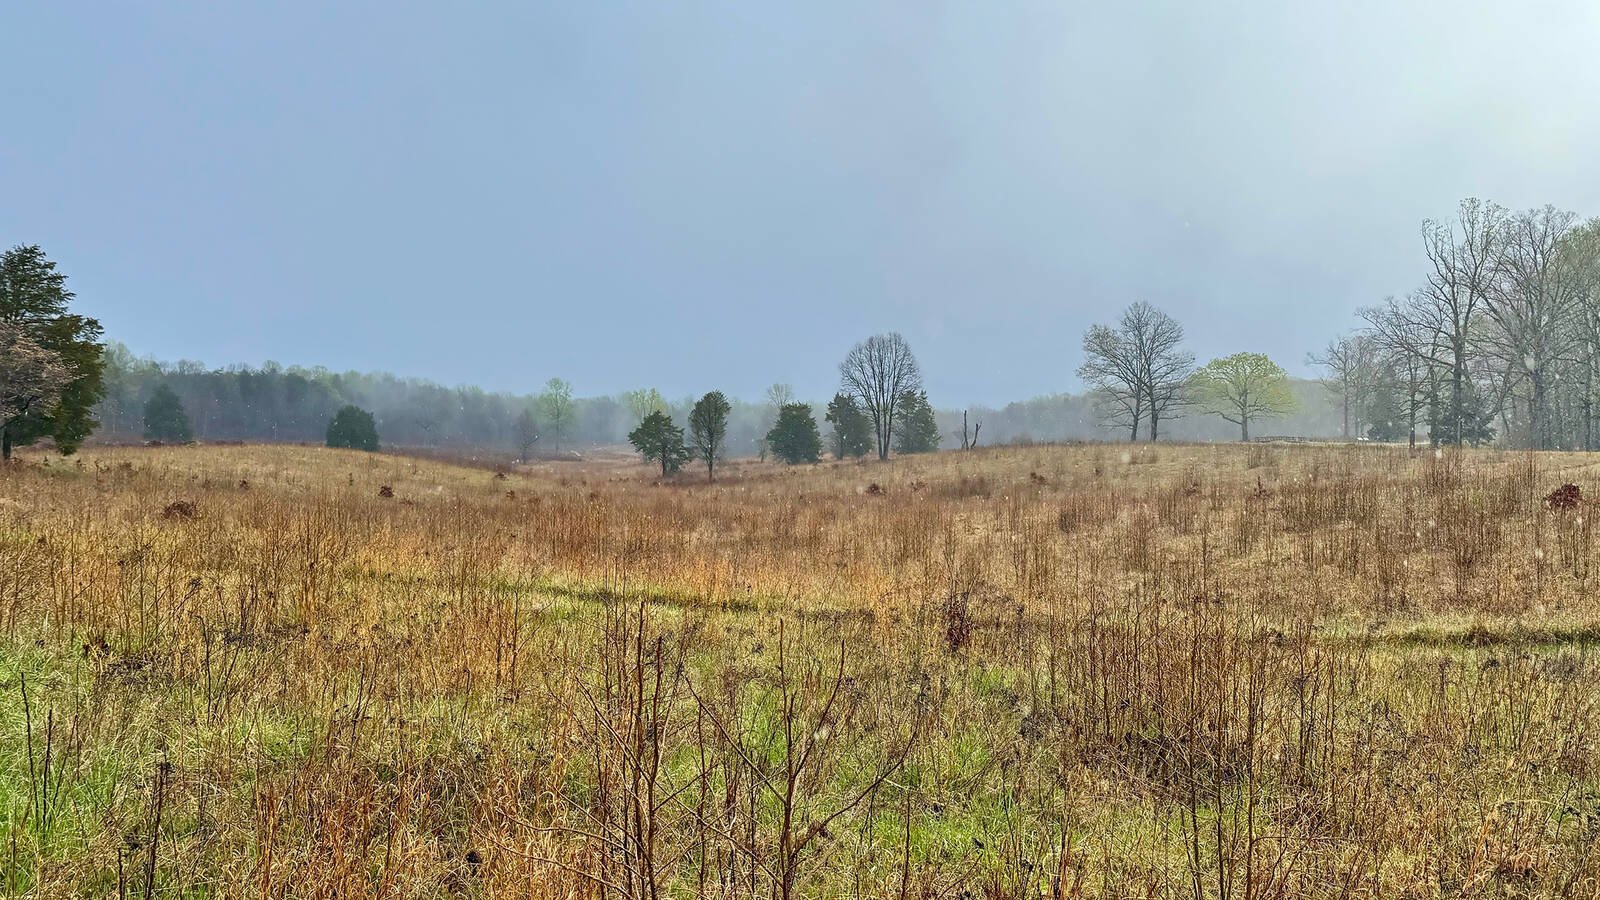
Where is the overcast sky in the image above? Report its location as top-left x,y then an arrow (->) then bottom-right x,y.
6,2 -> 1600,405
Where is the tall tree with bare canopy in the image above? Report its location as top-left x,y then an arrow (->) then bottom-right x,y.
1078,302 -> 1192,440
1307,333 -> 1379,439
839,332 -> 922,460
0,245 -> 105,458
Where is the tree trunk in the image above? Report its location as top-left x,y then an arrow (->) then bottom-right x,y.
1241,419 -> 1249,442
1,427 -> 9,460
1531,369 -> 1549,450
1452,339 -> 1468,448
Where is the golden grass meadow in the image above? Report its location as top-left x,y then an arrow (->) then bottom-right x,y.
4,441 -> 1600,898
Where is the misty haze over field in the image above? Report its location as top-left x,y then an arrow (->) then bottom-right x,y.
7,2 -> 1600,408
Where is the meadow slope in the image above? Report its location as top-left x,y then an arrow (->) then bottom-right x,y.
3,442 -> 1600,898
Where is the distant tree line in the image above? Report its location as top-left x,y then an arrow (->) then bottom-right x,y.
93,335 -> 1349,459
0,236 -> 1357,462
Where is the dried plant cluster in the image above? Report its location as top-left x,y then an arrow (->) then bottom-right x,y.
3,441 -> 1600,898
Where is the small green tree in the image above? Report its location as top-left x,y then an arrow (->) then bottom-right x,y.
622,387 -> 667,422
688,390 -> 732,481
892,390 -> 940,454
1191,352 -> 1297,441
540,378 -> 575,450
142,384 -> 192,442
824,393 -> 873,460
766,402 -> 821,464
629,411 -> 691,476
326,405 -> 379,451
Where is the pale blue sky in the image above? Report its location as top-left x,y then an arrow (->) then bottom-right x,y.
6,2 -> 1600,404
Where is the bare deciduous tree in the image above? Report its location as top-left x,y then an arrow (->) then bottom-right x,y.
1078,323 -> 1144,440
1483,205 -> 1585,448
1307,333 -> 1379,440
1418,198 -> 1505,446
513,407 -> 539,461
1361,295 -> 1447,449
838,333 -> 921,460
1569,221 -> 1600,449
1078,302 -> 1193,441
757,383 -> 795,460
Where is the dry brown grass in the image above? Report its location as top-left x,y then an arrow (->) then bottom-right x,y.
3,441 -> 1600,898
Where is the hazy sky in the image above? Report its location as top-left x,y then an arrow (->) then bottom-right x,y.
7,2 -> 1600,405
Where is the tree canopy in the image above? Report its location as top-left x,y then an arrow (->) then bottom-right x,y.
1077,302 -> 1192,441
326,405 -> 380,451
629,410 -> 691,476
540,378 -> 575,450
0,245 -> 105,457
766,402 -> 821,464
143,383 -> 192,442
839,333 -> 922,460
892,390 -> 940,454
824,393 -> 873,460
688,391 -> 731,481
1192,353 -> 1297,441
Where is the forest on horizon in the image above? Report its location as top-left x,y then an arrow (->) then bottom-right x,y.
90,342 -> 1348,456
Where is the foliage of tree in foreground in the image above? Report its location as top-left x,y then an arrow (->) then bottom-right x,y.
0,245 -> 105,458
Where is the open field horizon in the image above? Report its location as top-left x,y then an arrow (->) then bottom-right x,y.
5,440 -> 1600,897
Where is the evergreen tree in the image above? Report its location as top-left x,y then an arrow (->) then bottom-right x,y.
142,383 -> 192,442
688,390 -> 731,481
892,390 -> 940,454
766,402 -> 821,464
1427,376 -> 1494,447
326,405 -> 380,451
0,246 -> 106,458
1364,369 -> 1407,442
629,410 -> 691,476
824,393 -> 873,459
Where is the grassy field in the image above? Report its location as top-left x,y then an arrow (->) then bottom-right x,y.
3,441 -> 1600,898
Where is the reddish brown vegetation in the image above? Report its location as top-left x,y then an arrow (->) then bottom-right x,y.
160,500 -> 197,519
1546,483 -> 1582,510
